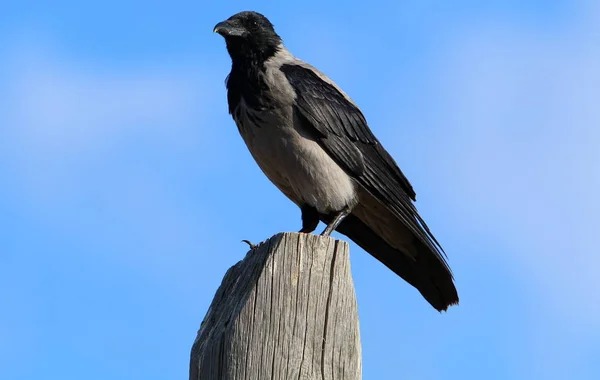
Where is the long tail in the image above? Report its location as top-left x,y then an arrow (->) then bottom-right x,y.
333,212 -> 459,312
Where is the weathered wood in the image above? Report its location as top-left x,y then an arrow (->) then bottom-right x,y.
189,232 -> 362,380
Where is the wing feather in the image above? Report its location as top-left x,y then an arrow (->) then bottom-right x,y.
280,63 -> 450,271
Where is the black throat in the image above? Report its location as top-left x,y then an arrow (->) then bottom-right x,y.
225,37 -> 281,114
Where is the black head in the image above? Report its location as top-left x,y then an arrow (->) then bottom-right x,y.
213,11 -> 282,64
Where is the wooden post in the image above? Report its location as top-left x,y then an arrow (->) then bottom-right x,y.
189,232 -> 362,380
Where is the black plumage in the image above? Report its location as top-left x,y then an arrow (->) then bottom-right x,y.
214,11 -> 459,311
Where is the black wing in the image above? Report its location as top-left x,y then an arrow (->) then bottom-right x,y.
280,63 -> 450,269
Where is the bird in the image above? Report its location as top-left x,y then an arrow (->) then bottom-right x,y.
213,10 -> 459,312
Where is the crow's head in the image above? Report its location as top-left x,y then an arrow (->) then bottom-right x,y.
213,11 -> 282,64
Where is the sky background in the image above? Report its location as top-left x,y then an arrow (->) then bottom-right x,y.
1,0 -> 599,379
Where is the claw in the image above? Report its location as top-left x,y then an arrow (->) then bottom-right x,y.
241,239 -> 256,249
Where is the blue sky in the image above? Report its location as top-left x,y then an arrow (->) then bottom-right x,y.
1,1 -> 599,379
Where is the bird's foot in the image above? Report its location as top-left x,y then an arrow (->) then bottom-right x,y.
298,225 -> 317,234
320,207 -> 351,237
300,204 -> 319,234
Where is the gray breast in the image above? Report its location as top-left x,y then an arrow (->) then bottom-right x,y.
233,98 -> 358,215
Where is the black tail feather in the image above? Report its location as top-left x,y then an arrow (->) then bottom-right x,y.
332,213 -> 459,312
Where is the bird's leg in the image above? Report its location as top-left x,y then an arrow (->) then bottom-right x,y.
299,204 -> 320,233
320,207 -> 351,237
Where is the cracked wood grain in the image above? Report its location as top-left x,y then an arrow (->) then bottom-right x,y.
189,232 -> 361,380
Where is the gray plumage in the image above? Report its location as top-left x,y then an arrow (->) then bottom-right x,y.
213,11 -> 459,311
233,50 -> 359,216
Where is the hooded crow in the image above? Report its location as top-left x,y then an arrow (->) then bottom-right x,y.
213,11 -> 459,312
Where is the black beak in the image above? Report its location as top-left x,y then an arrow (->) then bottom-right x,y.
213,20 -> 247,37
